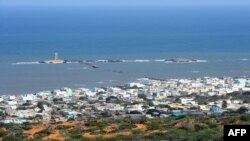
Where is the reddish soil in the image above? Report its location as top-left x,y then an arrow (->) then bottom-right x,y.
23,125 -> 47,139
136,124 -> 147,131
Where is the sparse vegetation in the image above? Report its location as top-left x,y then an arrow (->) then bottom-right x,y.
0,114 -> 250,140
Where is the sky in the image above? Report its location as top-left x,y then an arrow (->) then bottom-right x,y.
1,0 -> 250,7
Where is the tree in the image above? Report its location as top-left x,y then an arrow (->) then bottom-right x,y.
237,106 -> 249,114
37,101 -> 45,112
138,94 -> 147,100
240,115 -> 250,122
138,116 -> 147,124
148,101 -> 154,107
222,101 -> 227,109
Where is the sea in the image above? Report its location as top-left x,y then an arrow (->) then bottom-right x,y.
0,5 -> 250,95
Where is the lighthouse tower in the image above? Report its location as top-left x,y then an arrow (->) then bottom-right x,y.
44,52 -> 65,64
54,52 -> 59,60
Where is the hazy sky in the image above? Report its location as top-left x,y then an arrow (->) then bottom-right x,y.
2,0 -> 250,7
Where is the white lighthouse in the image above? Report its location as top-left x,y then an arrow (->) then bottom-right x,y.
54,52 -> 59,60
44,52 -> 65,64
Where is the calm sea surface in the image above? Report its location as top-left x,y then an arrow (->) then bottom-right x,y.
0,6 -> 250,94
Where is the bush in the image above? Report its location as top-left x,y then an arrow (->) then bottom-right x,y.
175,115 -> 186,120
138,117 -> 147,124
207,122 -> 218,129
67,130 -> 82,139
132,129 -> 144,135
237,107 -> 249,114
145,132 -> 168,140
118,123 -> 136,130
34,127 -> 52,139
3,135 -> 16,141
21,124 -> 32,130
147,119 -> 163,130
0,130 -> 8,137
56,125 -> 71,130
240,115 -> 250,122
180,125 -> 194,131
194,128 -> 223,141
194,123 -> 208,131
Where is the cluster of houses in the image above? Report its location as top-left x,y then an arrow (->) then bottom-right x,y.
0,77 -> 250,124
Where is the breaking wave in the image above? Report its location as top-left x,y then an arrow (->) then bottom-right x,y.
12,62 -> 41,65
134,60 -> 150,63
119,59 -> 151,63
154,59 -> 165,62
240,58 -> 249,61
196,60 -> 208,63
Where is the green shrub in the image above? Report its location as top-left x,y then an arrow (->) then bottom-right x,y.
67,130 -> 82,139
56,125 -> 71,130
3,135 -> 16,141
194,123 -> 208,131
240,115 -> 250,122
207,122 -> 218,129
118,123 -> 136,130
0,130 -> 8,137
131,129 -> 143,135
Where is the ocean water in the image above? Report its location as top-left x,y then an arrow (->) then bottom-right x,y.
0,6 -> 250,94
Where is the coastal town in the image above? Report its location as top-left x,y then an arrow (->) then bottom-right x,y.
0,76 -> 250,124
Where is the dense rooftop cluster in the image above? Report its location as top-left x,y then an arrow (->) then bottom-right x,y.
0,77 -> 250,124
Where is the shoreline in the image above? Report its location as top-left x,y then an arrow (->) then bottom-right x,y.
1,75 -> 250,97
